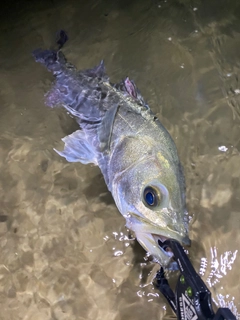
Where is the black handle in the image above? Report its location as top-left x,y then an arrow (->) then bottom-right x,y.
155,239 -> 237,320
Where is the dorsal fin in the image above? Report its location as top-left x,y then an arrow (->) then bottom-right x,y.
124,77 -> 137,98
114,77 -> 149,109
82,60 -> 108,81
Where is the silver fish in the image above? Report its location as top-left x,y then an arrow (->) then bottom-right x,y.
33,36 -> 190,268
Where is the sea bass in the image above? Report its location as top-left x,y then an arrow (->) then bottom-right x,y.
33,33 -> 190,268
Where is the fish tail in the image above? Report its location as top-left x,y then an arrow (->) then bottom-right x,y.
32,30 -> 68,75
32,48 -> 67,75
56,30 -> 68,49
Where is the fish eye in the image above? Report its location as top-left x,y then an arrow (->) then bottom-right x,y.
143,186 -> 161,208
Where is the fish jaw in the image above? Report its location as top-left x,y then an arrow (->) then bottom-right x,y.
126,214 -> 190,268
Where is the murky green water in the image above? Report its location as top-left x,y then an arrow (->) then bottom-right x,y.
0,0 -> 240,319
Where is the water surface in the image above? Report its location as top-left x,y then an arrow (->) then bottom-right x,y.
0,0 -> 240,319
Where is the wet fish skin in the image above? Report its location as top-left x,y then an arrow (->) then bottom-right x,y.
33,39 -> 190,268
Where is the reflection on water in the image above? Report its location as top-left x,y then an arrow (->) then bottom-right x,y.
0,0 -> 240,319
198,246 -> 239,317
207,247 -> 238,286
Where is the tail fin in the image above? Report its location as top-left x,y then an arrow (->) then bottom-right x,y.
56,30 -> 68,49
32,30 -> 68,75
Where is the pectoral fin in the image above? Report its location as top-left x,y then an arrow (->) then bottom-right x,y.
54,130 -> 97,165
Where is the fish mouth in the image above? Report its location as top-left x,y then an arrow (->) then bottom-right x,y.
152,233 -> 191,247
137,231 -> 191,268
126,213 -> 191,267
152,233 -> 190,257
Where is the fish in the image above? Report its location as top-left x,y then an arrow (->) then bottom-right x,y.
33,31 -> 190,269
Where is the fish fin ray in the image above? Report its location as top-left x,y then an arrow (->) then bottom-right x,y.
114,77 -> 149,109
44,86 -> 62,107
33,48 -> 73,75
82,60 -> 108,81
54,130 -> 98,165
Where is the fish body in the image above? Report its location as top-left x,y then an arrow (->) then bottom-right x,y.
33,37 -> 190,268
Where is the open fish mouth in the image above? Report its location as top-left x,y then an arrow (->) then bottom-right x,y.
152,234 -> 174,257
126,213 -> 190,268
139,232 -> 190,269
151,233 -> 190,257
152,233 -> 191,247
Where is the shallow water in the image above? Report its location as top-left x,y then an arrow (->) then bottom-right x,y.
0,0 -> 240,319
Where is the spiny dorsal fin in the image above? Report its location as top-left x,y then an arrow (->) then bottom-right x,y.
114,77 -> 149,109
82,60 -> 108,81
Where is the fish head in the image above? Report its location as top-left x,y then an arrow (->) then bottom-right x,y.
110,136 -> 190,267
